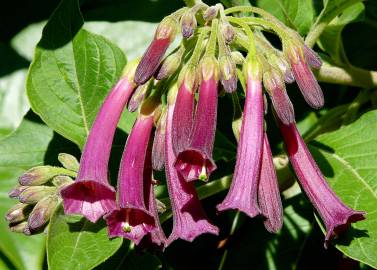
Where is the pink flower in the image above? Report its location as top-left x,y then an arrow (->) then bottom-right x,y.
279,121 -> 366,247
61,63 -> 137,223
258,134 -> 283,233
165,102 -> 219,244
217,60 -> 263,218
105,116 -> 156,245
175,57 -> 219,182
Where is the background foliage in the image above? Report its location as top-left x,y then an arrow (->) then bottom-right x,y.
0,0 -> 377,269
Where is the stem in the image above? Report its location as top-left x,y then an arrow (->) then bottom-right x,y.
204,19 -> 219,57
227,17 -> 256,56
315,64 -> 377,88
188,28 -> 209,65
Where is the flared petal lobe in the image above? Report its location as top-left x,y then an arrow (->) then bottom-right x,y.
105,116 -> 156,244
279,122 -> 365,247
175,58 -> 219,181
61,74 -> 136,223
166,103 -> 219,244
217,72 -> 264,218
258,135 -> 283,233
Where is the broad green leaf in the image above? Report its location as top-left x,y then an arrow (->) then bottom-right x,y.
310,109 -> 377,268
0,119 -> 52,270
27,0 -> 127,148
319,3 -> 365,65
257,0 -> 315,34
47,205 -> 123,270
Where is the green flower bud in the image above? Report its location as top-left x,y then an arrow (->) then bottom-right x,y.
19,166 -> 72,186
203,6 -> 218,21
9,221 -> 28,233
5,203 -> 32,223
52,175 -> 74,188
181,11 -> 197,38
27,195 -> 59,233
221,23 -> 235,44
58,153 -> 80,172
19,186 -> 57,204
231,51 -> 245,65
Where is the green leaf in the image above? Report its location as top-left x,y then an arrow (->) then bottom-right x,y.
256,0 -> 315,34
47,205 -> 122,270
305,0 -> 365,47
319,2 -> 365,65
309,109 -> 377,268
0,118 -> 52,270
27,0 -> 127,148
0,70 -> 30,139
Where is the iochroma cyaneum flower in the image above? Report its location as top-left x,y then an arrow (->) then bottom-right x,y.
6,1 -> 365,250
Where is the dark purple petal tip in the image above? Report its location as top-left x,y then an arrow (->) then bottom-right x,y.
60,180 -> 116,223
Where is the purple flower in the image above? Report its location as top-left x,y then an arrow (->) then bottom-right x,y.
135,18 -> 177,85
258,134 -> 283,233
175,57 -> 219,182
165,102 -> 219,244
217,60 -> 263,218
172,67 -> 197,155
279,122 -> 366,247
61,64 -> 137,223
105,115 -> 156,245
303,44 -> 322,69
285,43 -> 324,109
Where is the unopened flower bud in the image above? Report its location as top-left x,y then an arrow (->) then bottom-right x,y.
231,51 -> 245,65
9,221 -> 28,233
19,166 -> 66,186
263,69 -> 295,125
270,54 -> 294,83
219,55 -> 238,93
155,48 -> 184,80
19,186 -> 56,204
8,185 -> 28,198
52,175 -> 74,188
27,195 -> 59,233
58,153 -> 79,172
128,84 -> 148,112
135,17 -> 177,84
181,11 -> 197,38
152,108 -> 167,171
303,44 -> 322,69
203,6 -> 218,21
221,23 -> 235,44
5,203 -> 32,223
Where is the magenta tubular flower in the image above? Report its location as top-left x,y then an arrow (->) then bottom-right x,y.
134,18 -> 177,85
175,57 -> 219,182
279,122 -> 365,246
285,43 -> 324,109
166,103 -> 219,244
104,115 -> 155,244
217,60 -> 263,218
61,63 -> 138,223
172,67 -> 197,155
258,134 -> 283,233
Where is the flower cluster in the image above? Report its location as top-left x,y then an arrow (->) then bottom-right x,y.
7,2 -> 365,249
6,154 -> 77,234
